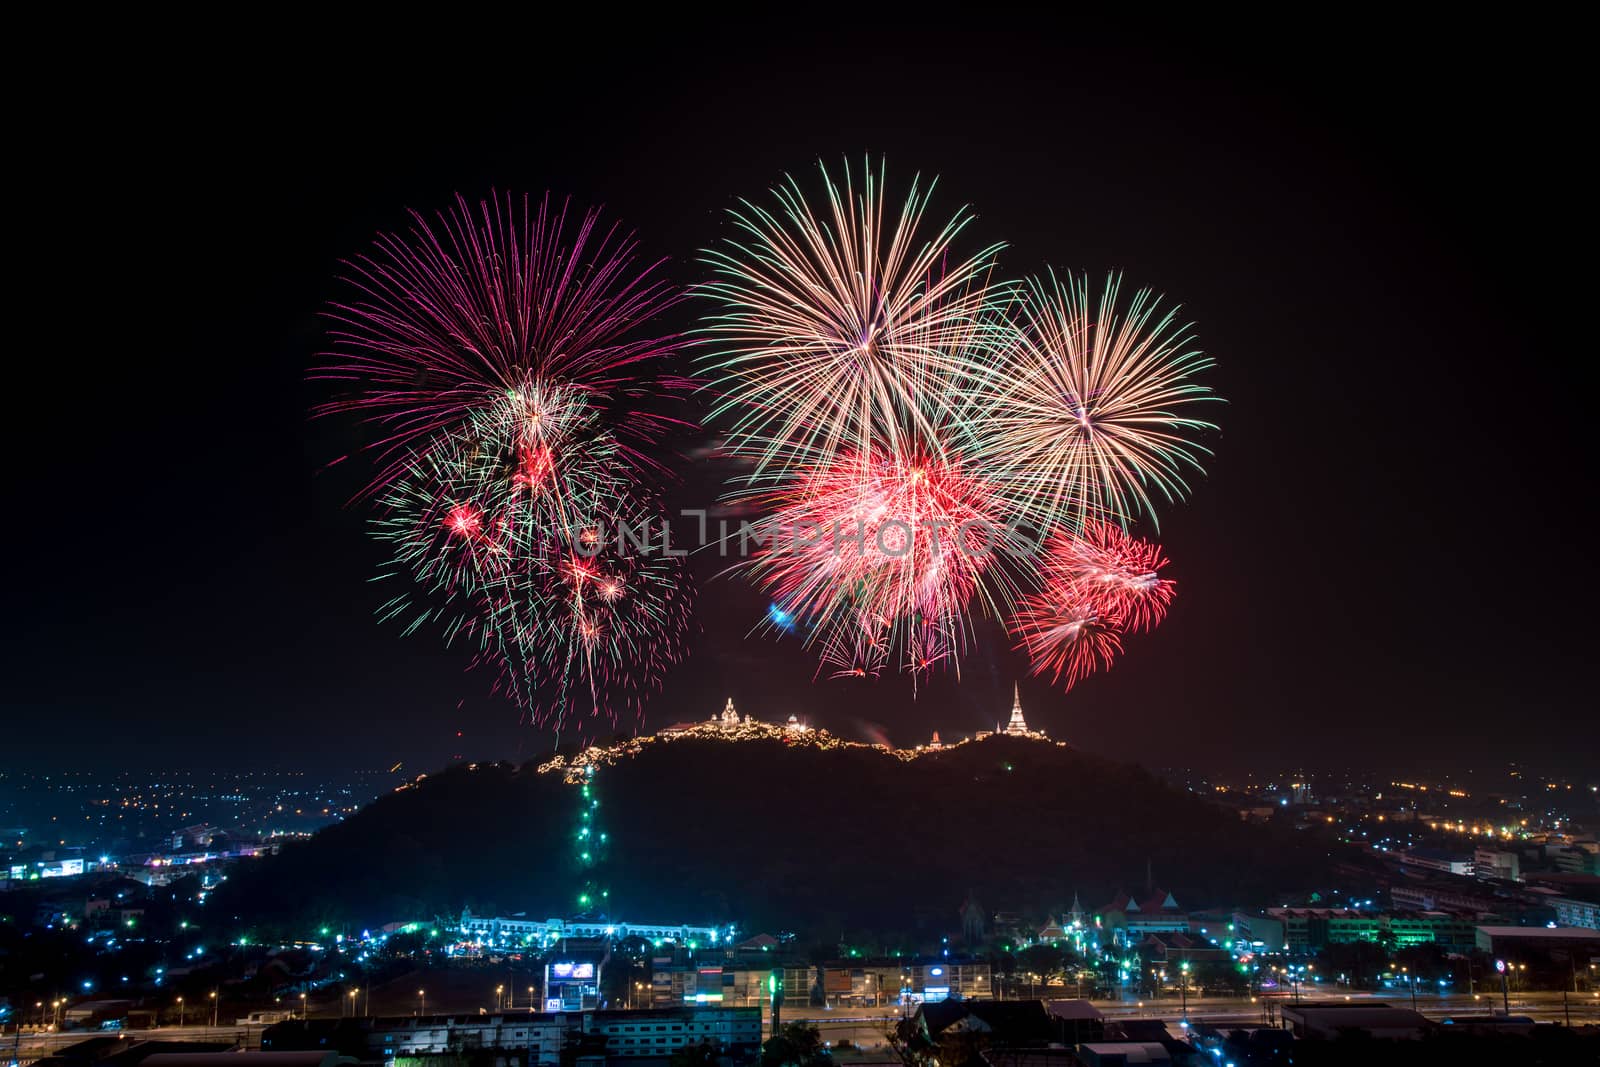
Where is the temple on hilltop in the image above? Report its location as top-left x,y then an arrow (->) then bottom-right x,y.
659,697 -> 810,738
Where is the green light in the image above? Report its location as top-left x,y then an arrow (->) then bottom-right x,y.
320,927 -> 330,936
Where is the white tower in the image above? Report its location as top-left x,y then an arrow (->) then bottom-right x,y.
1004,684 -> 1031,736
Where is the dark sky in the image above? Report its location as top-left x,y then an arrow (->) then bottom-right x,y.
7,16 -> 1591,775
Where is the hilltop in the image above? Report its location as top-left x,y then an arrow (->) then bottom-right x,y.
208,730 -> 1345,944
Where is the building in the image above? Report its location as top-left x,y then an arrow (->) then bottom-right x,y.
1257,908 -> 1477,953
1474,846 -> 1521,882
1001,685 -> 1047,739
588,1006 -> 761,1059
649,958 -> 770,1008
1551,896 -> 1600,930
1100,891 -> 1188,943
263,1006 -> 761,1065
1278,1003 -> 1431,1040
914,999 -> 1054,1044
1398,846 -> 1474,876
1386,912 -> 1479,950
911,961 -> 992,1002
1551,844 -> 1600,875
545,948 -> 605,1011
264,1013 -> 569,1061
1135,930 -> 1230,964
1231,911 -> 1286,953
458,910 -> 726,950
660,698 -> 809,738
1474,924 -> 1600,958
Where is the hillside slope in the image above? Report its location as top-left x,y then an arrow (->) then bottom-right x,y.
211,737 -> 1340,941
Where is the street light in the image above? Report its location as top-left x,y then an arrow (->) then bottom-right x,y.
178,996 -> 185,1027
210,991 -> 218,1028
418,989 -> 426,1017
349,989 -> 359,1018
496,985 -> 504,1012
300,992 -> 307,1020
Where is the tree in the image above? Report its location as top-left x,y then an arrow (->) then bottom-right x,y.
761,1022 -> 830,1067
1019,944 -> 1065,984
670,1040 -> 721,1067
886,1017 -> 935,1067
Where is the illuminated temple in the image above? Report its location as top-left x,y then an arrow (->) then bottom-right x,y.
659,698 -> 811,738
541,688 -> 1061,783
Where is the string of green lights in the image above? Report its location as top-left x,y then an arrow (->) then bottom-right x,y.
574,766 -> 608,914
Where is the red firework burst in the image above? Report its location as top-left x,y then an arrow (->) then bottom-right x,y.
1009,593 -> 1124,689
1010,522 -> 1175,689
1049,520 -> 1175,632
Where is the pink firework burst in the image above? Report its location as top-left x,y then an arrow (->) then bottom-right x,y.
315,191 -> 692,495
744,444 -> 1026,681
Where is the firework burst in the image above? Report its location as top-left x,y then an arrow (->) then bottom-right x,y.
976,270 -> 1217,532
1047,520 -> 1175,632
316,191 -> 690,496
1010,523 -> 1175,688
698,158 -> 1012,481
324,192 -> 694,726
740,441 -> 1030,683
1009,591 -> 1124,690
371,416 -> 690,727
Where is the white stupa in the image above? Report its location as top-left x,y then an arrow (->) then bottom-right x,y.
1003,684 -> 1045,738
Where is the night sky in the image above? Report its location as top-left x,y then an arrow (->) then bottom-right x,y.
7,17 -> 1590,775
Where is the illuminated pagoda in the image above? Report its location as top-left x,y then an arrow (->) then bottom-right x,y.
1002,684 -> 1046,739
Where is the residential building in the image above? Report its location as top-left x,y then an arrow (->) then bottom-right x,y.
1398,847 -> 1474,876
1474,846 -> 1521,882
1551,896 -> 1600,930
262,1006 -> 761,1065
1474,925 -> 1600,958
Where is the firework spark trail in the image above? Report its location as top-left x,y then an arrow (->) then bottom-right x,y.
975,270 -> 1218,533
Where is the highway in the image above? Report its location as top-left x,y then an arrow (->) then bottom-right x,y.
5,990 -> 1596,1062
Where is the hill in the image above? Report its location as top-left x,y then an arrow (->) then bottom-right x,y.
209,735 -> 1343,943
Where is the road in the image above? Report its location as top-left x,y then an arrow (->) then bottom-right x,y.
774,989 -> 1600,1048
5,990 -> 1596,1062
